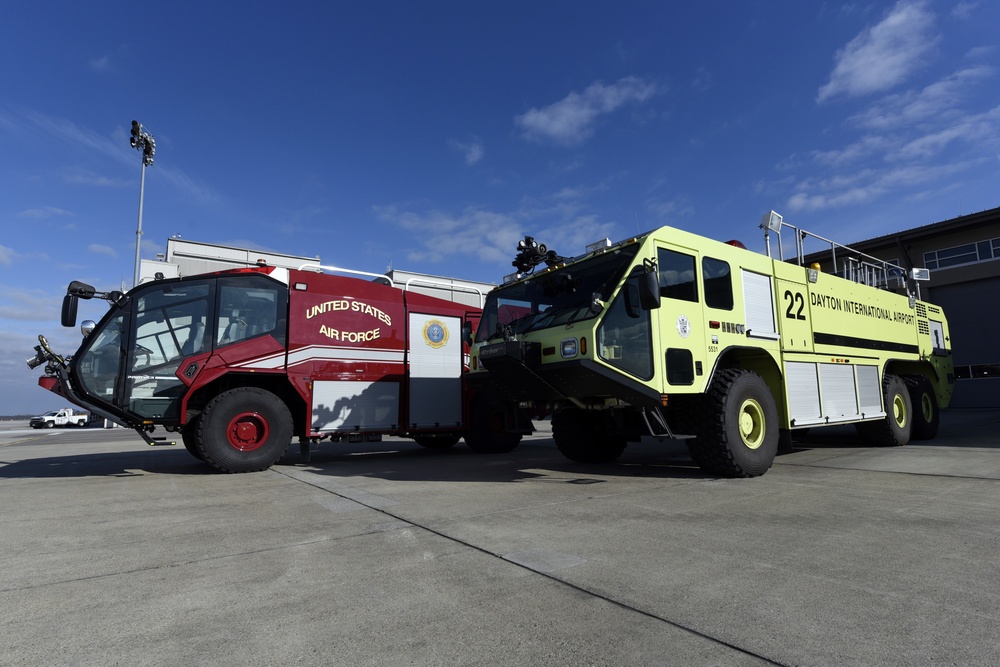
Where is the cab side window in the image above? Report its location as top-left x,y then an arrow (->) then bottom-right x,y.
658,248 -> 698,302
217,276 -> 287,348
702,257 -> 733,310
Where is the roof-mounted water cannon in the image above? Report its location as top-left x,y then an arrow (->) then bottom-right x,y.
511,236 -> 566,275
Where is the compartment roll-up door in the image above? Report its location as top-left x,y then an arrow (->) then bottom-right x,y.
742,270 -> 778,339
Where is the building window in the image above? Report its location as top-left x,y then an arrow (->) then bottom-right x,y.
924,238 -> 1000,270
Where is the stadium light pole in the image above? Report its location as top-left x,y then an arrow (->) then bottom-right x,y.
129,120 -> 156,288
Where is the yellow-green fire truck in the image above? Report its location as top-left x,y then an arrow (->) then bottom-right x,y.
466,211 -> 954,477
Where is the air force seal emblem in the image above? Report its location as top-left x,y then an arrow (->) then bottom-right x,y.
423,319 -> 449,348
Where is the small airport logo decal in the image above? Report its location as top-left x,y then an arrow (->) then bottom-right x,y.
676,314 -> 691,339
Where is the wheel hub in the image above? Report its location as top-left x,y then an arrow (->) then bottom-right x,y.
226,412 -> 269,452
739,399 -> 765,450
892,394 -> 908,428
920,393 -> 933,422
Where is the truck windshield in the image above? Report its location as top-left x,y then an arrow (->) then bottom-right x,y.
476,244 -> 640,342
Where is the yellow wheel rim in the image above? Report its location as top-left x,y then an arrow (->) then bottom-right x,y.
920,393 -> 934,423
892,393 -> 908,428
739,398 -> 765,450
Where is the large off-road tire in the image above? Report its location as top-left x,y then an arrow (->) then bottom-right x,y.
855,374 -> 912,446
413,433 -> 461,449
463,397 -> 522,454
904,375 -> 939,440
552,408 -> 627,464
687,369 -> 779,478
181,415 -> 205,461
197,387 -> 293,473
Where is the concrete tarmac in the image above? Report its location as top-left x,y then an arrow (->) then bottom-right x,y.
2,411 -> 1000,666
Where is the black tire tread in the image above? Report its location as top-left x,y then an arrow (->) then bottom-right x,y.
686,368 -> 778,478
197,387 -> 292,473
855,374 -> 911,447
902,374 -> 939,440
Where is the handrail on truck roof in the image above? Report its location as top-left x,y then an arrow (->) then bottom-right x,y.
297,263 -> 393,285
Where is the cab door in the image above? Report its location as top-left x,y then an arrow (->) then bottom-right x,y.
127,280 -> 214,421
655,245 -> 706,390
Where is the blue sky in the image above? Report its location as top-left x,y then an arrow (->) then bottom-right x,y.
2,1 -> 999,415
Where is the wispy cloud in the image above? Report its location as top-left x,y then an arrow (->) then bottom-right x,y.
515,76 -> 658,146
374,186 -> 621,269
0,244 -> 14,265
849,65 -> 992,130
64,168 -> 130,188
448,137 -> 484,165
786,160 -> 979,212
817,1 -> 937,103
89,55 -> 111,71
0,108 -> 221,204
17,206 -> 73,219
88,244 -> 119,258
784,17 -> 1000,217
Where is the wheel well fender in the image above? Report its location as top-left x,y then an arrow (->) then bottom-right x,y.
710,346 -> 786,424
185,373 -> 307,437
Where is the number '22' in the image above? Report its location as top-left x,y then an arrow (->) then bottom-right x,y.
783,290 -> 806,320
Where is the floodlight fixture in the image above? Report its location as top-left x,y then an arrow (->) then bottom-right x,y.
761,210 -> 783,232
130,120 -> 156,287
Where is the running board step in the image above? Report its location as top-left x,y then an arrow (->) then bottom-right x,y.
137,430 -> 177,447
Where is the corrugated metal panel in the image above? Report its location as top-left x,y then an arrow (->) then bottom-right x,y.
311,380 -> 399,432
820,363 -> 859,419
857,365 -> 882,415
786,362 -> 821,424
742,270 -> 776,337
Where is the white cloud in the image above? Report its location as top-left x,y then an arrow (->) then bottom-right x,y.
88,244 -> 119,258
17,206 -> 73,219
448,137 -> 485,165
849,65 -> 993,129
89,55 -> 111,71
515,76 -> 658,146
0,244 -> 14,265
817,1 -> 937,103
0,109 -> 220,204
64,168 -> 130,188
786,161 -> 977,213
374,188 -> 623,270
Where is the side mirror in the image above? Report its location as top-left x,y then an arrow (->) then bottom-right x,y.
639,270 -> 660,310
61,294 -> 79,327
590,292 -> 604,314
81,320 -> 96,337
67,281 -> 96,299
462,321 -> 474,346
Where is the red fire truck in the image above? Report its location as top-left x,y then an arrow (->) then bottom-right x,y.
28,264 -> 514,472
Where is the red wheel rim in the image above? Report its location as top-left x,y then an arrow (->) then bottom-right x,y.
225,412 -> 269,452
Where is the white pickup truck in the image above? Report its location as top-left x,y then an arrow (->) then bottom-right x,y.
29,408 -> 89,428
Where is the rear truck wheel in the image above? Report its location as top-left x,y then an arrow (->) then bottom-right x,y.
197,387 -> 293,473
413,433 -> 462,449
463,397 -> 522,454
552,408 -> 627,464
687,369 -> 779,478
181,415 -> 205,461
855,374 -> 912,446
904,375 -> 939,440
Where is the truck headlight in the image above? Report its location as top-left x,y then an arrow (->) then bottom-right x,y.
560,338 -> 578,358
